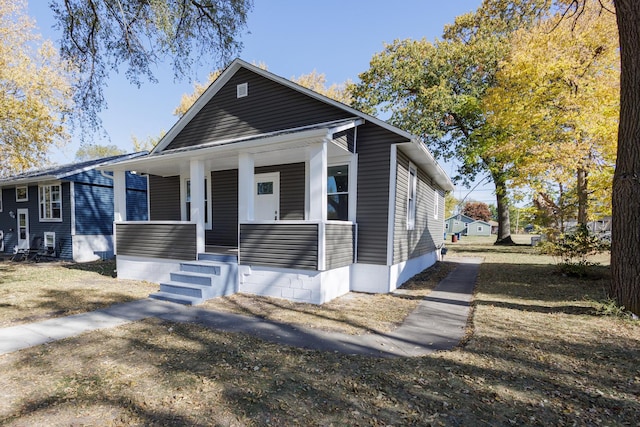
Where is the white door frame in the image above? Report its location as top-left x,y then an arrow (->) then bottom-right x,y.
254,172 -> 280,221
17,208 -> 29,250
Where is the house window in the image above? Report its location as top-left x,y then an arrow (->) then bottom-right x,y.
445,222 -> 449,230
407,164 -> 417,230
16,186 -> 28,202
44,232 -> 55,249
327,165 -> 349,220
185,179 -> 209,226
434,189 -> 439,219
477,225 -> 483,232
39,184 -> 62,221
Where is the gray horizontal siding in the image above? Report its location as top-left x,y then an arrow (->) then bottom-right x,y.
167,68 -> 352,151
116,223 -> 196,260
332,129 -> 355,152
239,223 -> 318,270
393,149 -> 442,264
355,124 -> 408,265
208,169 -> 238,247
325,223 -> 354,269
149,175 -> 181,221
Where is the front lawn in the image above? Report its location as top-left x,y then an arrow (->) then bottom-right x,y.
0,238 -> 637,425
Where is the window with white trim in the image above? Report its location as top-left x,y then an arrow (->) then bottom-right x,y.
44,232 -> 55,249
39,184 -> 62,221
477,225 -> 483,232
16,186 -> 28,202
407,164 -> 417,230
434,189 -> 439,219
327,165 -> 349,220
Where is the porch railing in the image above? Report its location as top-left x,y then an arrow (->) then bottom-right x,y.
115,221 -> 197,261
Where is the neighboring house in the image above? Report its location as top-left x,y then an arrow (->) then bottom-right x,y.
104,59 -> 454,305
488,220 -> 499,234
444,214 -> 476,235
465,220 -> 492,236
0,154 -> 148,262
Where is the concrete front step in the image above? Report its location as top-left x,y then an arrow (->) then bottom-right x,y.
170,271 -> 215,286
150,256 -> 239,306
149,291 -> 204,306
159,281 -> 211,299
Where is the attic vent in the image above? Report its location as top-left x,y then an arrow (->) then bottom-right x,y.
237,83 -> 248,98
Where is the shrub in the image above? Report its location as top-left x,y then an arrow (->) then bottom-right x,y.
538,225 -> 610,277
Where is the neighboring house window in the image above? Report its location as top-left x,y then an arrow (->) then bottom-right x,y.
407,164 -> 417,230
445,222 -> 449,230
327,165 -> 349,220
434,189 -> 439,219
477,225 -> 483,232
44,232 -> 55,249
16,186 -> 28,202
39,184 -> 62,221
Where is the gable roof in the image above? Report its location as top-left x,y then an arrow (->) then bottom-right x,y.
445,214 -> 476,223
0,152 -> 147,186
468,219 -> 491,226
146,59 -> 453,191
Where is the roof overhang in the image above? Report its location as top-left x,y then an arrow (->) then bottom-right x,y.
102,119 -> 363,177
396,138 -> 454,192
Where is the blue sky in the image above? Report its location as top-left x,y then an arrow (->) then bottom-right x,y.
28,0 -> 495,204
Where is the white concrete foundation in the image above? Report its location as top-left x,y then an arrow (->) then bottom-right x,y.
350,250 -> 439,294
238,264 -> 350,305
116,255 -> 183,283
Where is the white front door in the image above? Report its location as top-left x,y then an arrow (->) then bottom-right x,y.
17,208 -> 29,250
254,172 -> 280,220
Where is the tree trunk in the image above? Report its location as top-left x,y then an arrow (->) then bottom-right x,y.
612,0 -> 640,316
493,172 -> 514,245
577,167 -> 589,226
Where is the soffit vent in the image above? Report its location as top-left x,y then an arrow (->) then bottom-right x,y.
237,83 -> 248,98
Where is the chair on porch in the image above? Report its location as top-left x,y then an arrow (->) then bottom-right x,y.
11,236 -> 42,262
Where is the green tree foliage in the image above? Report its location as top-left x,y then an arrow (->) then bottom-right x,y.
0,0 -> 74,176
131,131 -> 166,153
50,0 -> 253,128
75,144 -> 126,161
350,0 -> 550,245
444,193 -> 459,218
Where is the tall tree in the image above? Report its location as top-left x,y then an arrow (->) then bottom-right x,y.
0,0 -> 73,176
50,0 -> 253,128
611,0 -> 640,315
483,1 -> 618,227
351,0 -> 549,244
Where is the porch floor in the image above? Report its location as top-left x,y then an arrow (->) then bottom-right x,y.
205,245 -> 238,256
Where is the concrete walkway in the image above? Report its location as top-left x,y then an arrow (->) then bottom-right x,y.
0,257 -> 480,358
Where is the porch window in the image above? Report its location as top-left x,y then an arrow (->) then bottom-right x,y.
407,164 -> 417,230
16,186 -> 28,202
39,184 -> 62,221
185,178 -> 209,226
327,165 -> 349,221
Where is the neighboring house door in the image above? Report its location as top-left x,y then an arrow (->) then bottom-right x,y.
254,172 -> 280,220
17,208 -> 29,250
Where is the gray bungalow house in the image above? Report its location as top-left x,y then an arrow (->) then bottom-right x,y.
104,59 -> 454,305
445,214 -> 476,235
0,153 -> 148,261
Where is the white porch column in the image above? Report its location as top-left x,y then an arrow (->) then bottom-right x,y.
190,159 -> 206,254
113,170 -> 127,222
238,152 -> 255,221
309,140 -> 328,221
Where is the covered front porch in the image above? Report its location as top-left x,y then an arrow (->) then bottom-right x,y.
108,119 -> 361,304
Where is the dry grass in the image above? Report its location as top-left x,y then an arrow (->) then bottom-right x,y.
0,260 -> 157,327
200,260 -> 457,335
0,239 -> 638,426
